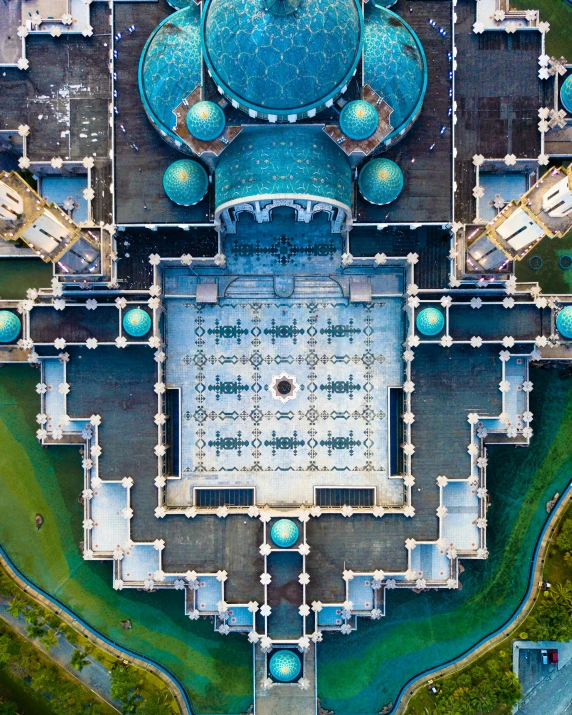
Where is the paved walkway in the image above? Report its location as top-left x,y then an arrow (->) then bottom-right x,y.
0,598 -> 121,712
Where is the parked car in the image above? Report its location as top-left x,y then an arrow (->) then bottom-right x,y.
549,649 -> 559,665
541,649 -> 548,665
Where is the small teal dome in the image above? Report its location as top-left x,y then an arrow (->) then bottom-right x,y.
416,307 -> 445,336
163,160 -> 208,206
123,308 -> 152,337
269,650 -> 301,682
561,75 -> 572,115
557,306 -> 572,339
270,519 -> 299,548
358,159 -> 404,205
0,311 -> 21,343
186,101 -> 226,141
340,100 -> 379,140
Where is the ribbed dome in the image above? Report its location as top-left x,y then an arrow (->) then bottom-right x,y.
358,158 -> 404,205
163,160 -> 208,206
416,307 -> 445,336
202,0 -> 363,117
186,101 -> 226,141
123,308 -> 152,337
269,650 -> 301,682
557,306 -> 572,339
0,311 -> 21,343
270,519 -> 299,548
561,75 -> 572,115
340,100 -> 379,140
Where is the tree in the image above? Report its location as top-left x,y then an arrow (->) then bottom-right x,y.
110,663 -> 142,704
556,518 -> 572,553
39,628 -> 59,651
70,648 -> 91,672
0,700 -> 18,715
0,634 -> 11,668
6,598 -> 26,619
25,618 -> 46,640
138,690 -> 175,715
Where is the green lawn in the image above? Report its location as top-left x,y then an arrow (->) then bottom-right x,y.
510,0 -> 572,56
516,228 -> 572,294
0,365 -> 252,714
0,260 -> 53,300
317,366 -> 572,713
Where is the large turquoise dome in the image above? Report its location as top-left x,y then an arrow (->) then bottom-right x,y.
358,158 -> 404,205
186,101 -> 226,141
202,0 -> 363,118
163,160 -> 208,206
0,311 -> 21,343
557,306 -> 572,339
561,75 -> 572,115
270,519 -> 299,548
340,100 -> 379,140
416,307 -> 445,336
269,650 -> 301,682
123,308 -> 152,337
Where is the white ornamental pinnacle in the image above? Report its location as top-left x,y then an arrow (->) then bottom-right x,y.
402,412 -> 415,425
36,413 -> 48,425
144,579 -> 155,591
148,253 -> 161,266
299,604 -> 311,617
298,572 -> 310,585
154,413 -> 167,426
188,609 -> 200,621
248,601 -> 259,613
407,296 -> 420,309
311,600 -> 323,612
403,443 -> 415,456
298,678 -> 310,690
214,253 -> 226,267
310,505 -> 322,518
174,579 -> 186,590
470,297 -> 482,309
405,538 -> 417,551
82,518 -> 94,530
522,381 -> 533,393
436,475 -> 448,487
538,154 -> 549,166
259,543 -> 271,556
51,157 -> 64,169
260,677 -> 273,690
503,297 -> 515,309
403,349 -> 415,362
535,335 -> 547,348
217,599 -> 228,614
85,299 -> 98,311
148,335 -> 161,349
260,604 -> 272,617
502,336 -> 515,348
440,295 -> 453,308
343,569 -> 355,582
122,507 -> 134,520
407,283 -> 419,296
216,570 -> 228,582
341,504 -> 353,517
374,252 -> 387,265
499,380 -> 511,393
114,579 -> 124,591
416,578 -> 427,590
154,506 -> 167,518
298,542 -> 310,556
113,548 -> 124,561
154,382 -> 166,394
154,444 -> 166,457
340,623 -> 352,635
440,335 -> 453,348
149,297 -> 161,310
36,428 -> 48,441
181,254 -> 193,266
153,538 -> 165,551
115,297 -> 127,309
522,411 -> 533,423
447,547 -> 458,560
216,505 -> 228,518
403,475 -> 415,487
467,412 -> 479,425
149,284 -> 161,297
27,351 -> 40,365
477,548 -> 489,559
436,537 -> 447,549
403,380 -> 415,393
522,426 -> 533,439
370,608 -> 383,620
248,631 -> 260,643
51,427 -> 63,441
298,636 -> 310,651
311,630 -> 323,643
472,154 -> 485,166
260,636 -> 272,651
467,443 -> 479,456
373,505 -> 386,518
185,570 -> 199,583
385,578 -> 397,589
535,297 -> 548,309
407,334 -> 420,348
406,252 -> 419,265
499,412 -> 511,425
259,508 -> 272,523
373,569 -> 385,582
472,21 -> 485,34
477,456 -> 488,469
18,156 -> 30,169
91,476 -> 103,489
477,517 -> 487,529
247,505 -> 260,518
184,507 -> 197,518
499,350 -> 511,362
472,185 -> 484,199
54,338 -> 66,350
341,252 -> 354,266
436,506 -> 448,518
403,504 -> 415,517
86,338 -> 98,350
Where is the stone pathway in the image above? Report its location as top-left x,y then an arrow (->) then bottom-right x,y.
0,597 -> 122,711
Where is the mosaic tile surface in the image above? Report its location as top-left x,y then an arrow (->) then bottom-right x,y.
202,0 -> 362,113
215,127 -> 352,210
139,6 -> 202,136
165,297 -> 404,505
363,5 -> 427,136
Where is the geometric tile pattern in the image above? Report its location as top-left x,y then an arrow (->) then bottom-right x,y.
166,298 -> 404,503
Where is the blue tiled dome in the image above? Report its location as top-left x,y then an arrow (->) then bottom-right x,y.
186,101 -> 226,141
269,650 -> 301,682
139,7 -> 202,149
364,5 -> 427,141
202,0 -> 363,117
358,158 -> 404,205
163,160 -> 208,206
557,306 -> 572,339
561,75 -> 572,114
270,519 -> 299,548
0,311 -> 21,343
416,307 -> 445,336
340,100 -> 379,140
123,308 -> 152,338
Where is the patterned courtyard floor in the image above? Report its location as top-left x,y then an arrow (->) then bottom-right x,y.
165,298 -> 404,506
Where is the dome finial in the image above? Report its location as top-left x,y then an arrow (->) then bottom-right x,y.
266,0 -> 302,16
